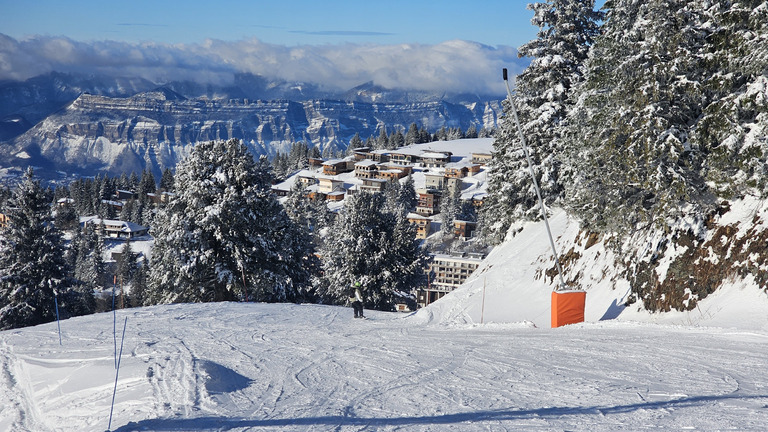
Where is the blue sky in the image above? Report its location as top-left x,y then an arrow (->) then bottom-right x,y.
0,1 -> 605,94
1,0 -> 546,47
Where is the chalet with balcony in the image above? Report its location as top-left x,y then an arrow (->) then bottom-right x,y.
416,253 -> 484,307
297,170 -> 319,187
309,157 -> 325,169
317,176 -> 346,195
377,167 -> 406,182
369,149 -> 391,163
388,150 -> 419,165
359,178 -> 388,194
115,189 -> 138,200
354,160 -> 379,179
80,216 -> 149,239
407,212 -> 432,239
322,158 -> 354,176
453,220 -> 478,239
445,161 -> 481,178
424,172 -> 446,190
420,151 -> 452,168
471,152 -> 492,165
416,189 -> 441,216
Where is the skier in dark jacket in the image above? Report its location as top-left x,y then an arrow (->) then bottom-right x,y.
349,282 -> 365,319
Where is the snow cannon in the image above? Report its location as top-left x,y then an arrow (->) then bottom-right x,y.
551,289 -> 586,328
502,67 -> 585,328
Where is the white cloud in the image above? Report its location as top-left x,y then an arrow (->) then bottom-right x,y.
0,34 -> 526,95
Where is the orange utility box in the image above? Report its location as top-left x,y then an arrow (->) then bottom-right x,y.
551,290 -> 586,328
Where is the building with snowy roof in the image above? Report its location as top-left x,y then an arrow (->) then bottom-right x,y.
79,216 -> 149,239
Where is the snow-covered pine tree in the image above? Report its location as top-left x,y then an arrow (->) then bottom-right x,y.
349,133 -> 364,151
318,192 -> 429,310
375,127 -> 389,150
0,168 -> 92,330
691,0 -> 768,197
389,130 -> 405,149
398,174 -> 418,213
115,240 -> 137,288
284,180 -> 315,232
405,123 -> 421,145
440,182 -> 462,236
288,141 -> 310,172
481,0 -> 602,244
564,0 -> 712,232
128,258 -> 149,307
73,222 -> 107,292
159,168 -> 175,192
148,139 -> 316,304
128,171 -> 140,192
138,169 -> 157,197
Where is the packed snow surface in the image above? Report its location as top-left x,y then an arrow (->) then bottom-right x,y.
1,301 -> 767,431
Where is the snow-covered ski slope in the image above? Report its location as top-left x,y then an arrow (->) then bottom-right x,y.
1,301 -> 767,431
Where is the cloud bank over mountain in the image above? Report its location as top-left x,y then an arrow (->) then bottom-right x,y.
0,34 -> 524,95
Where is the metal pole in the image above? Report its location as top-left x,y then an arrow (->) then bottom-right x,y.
54,293 -> 62,345
502,68 -> 567,291
480,277 -> 486,324
112,276 -> 117,369
107,316 -> 128,432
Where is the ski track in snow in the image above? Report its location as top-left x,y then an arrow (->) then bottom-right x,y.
1,302 -> 767,431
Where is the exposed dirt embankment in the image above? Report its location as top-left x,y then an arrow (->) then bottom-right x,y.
615,200 -> 767,312
545,199 -> 768,313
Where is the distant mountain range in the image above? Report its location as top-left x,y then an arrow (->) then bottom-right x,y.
0,72 -> 503,181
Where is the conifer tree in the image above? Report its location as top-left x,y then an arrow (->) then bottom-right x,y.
129,259 -> 149,307
115,240 -> 137,288
159,168 -> 175,192
375,127 -> 389,150
399,174 -> 418,213
138,169 -> 157,197
691,1 -> 768,196
148,139 -> 316,304
319,193 -> 429,310
349,132 -> 364,150
441,183 -> 462,236
0,169 -> 92,329
405,123 -> 421,145
564,0 -> 712,232
389,130 -> 405,149
74,223 -> 107,291
481,0 -> 602,244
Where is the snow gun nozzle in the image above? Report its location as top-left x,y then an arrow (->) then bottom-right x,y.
502,68 -> 508,82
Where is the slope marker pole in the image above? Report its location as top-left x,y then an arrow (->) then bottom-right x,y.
54,293 -> 62,345
107,316 -> 128,432
502,68 -> 567,291
113,276 -> 117,369
480,277 -> 487,324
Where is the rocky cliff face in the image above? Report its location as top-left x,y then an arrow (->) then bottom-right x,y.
0,74 -> 501,179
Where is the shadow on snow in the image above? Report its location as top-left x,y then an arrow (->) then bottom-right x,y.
112,393 -> 768,431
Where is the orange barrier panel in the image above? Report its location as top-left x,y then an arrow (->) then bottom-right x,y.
551,290 -> 586,328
